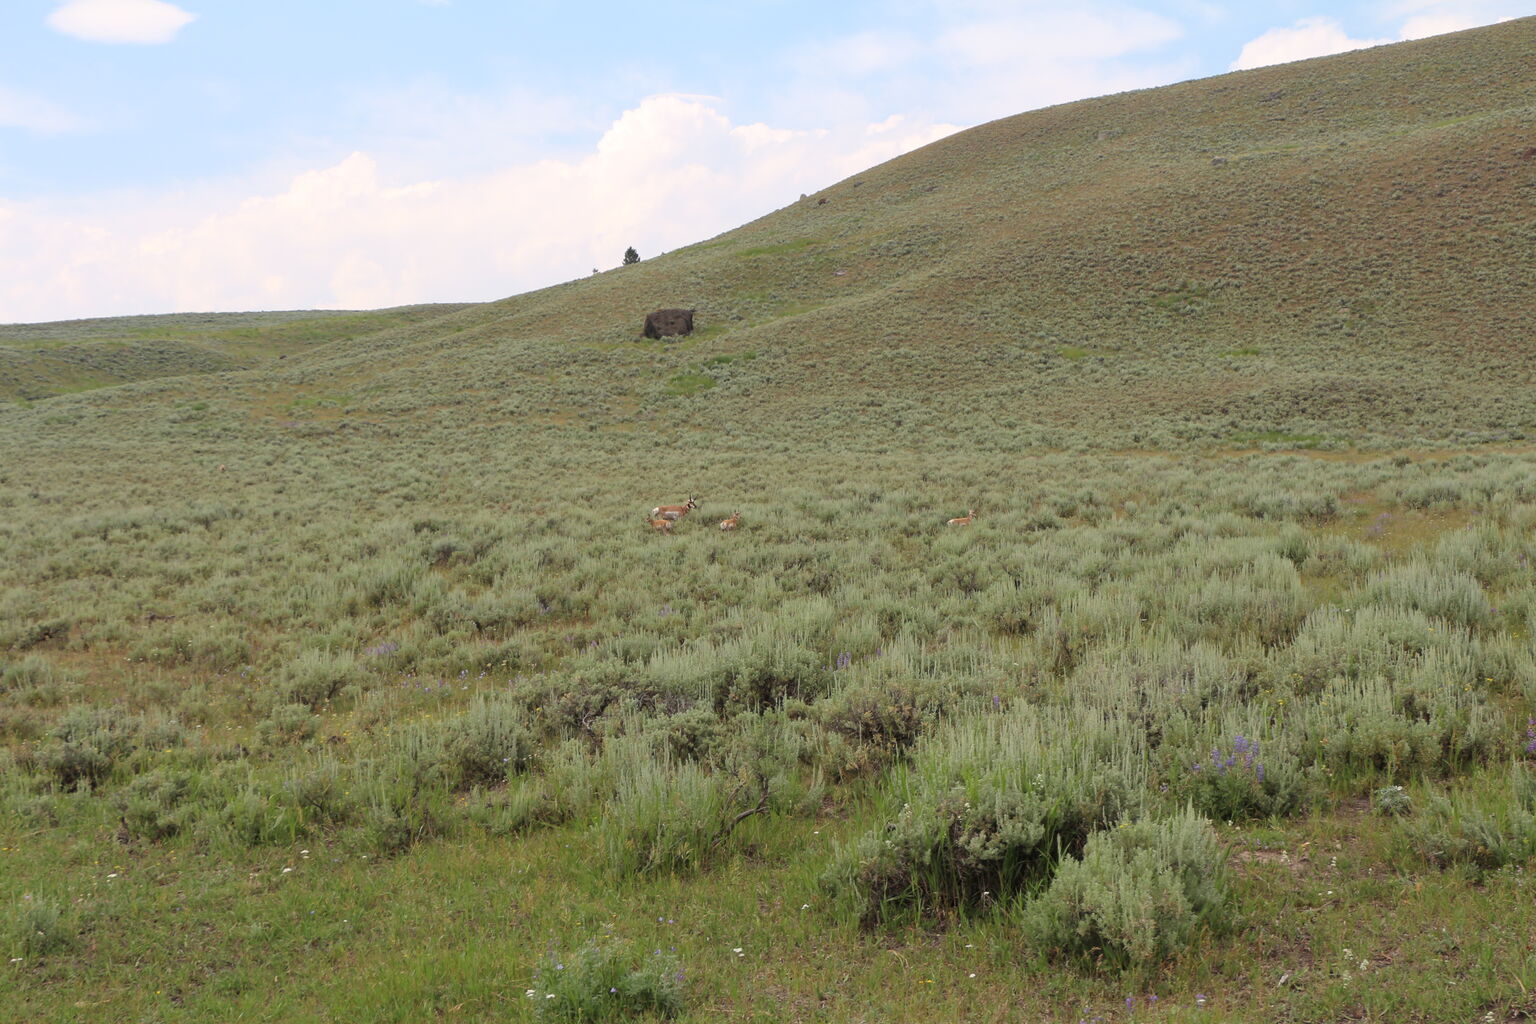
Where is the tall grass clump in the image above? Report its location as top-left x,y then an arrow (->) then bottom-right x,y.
1405,762 -> 1536,874
1020,807 -> 1229,973
528,941 -> 684,1022
6,893 -> 73,959
598,714 -> 809,877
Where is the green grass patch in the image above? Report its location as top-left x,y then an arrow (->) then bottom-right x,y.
737,238 -> 820,259
665,372 -> 717,396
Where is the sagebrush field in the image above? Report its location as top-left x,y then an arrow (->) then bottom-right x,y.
3,19 -> 1535,1024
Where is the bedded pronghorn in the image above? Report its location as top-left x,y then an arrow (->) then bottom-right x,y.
946,509 -> 977,526
651,496 -> 699,522
646,514 -> 675,535
719,512 -> 742,531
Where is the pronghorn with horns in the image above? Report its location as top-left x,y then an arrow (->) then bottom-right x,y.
650,496 -> 700,522
947,508 -> 977,526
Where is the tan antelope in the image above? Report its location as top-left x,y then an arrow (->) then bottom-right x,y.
719,512 -> 742,531
651,496 -> 699,522
947,509 -> 977,526
645,514 -> 675,535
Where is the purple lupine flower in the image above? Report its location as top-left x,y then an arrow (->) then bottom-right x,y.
1233,735 -> 1248,754
1255,763 -> 1265,782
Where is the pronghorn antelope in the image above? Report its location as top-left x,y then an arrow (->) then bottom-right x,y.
651,496 -> 699,522
645,514 -> 675,535
946,509 -> 977,526
719,512 -> 742,531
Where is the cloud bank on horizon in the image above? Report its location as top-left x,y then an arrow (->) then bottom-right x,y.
0,0 -> 1527,322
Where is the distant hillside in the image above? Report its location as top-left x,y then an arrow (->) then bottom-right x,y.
0,305 -> 470,402
255,17 -> 1535,450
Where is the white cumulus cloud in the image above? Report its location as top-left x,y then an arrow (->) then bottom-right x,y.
1230,17 -> 1391,71
1233,5 -> 1520,71
0,95 -> 960,322
48,0 -> 197,45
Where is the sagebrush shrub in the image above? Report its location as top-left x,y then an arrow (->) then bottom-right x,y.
276,649 -> 362,709
438,693 -> 535,788
1359,562 -> 1493,630
822,707 -> 1141,924
32,705 -> 183,789
1022,808 -> 1229,971
257,703 -> 317,748
118,767 -> 199,840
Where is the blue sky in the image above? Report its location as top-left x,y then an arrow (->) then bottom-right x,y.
1,0 -> 1529,322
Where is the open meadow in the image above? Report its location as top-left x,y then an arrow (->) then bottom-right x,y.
3,18 -> 1536,1024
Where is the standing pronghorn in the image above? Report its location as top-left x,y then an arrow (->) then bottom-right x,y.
947,509 -> 977,526
645,514 -> 675,535
651,496 -> 699,522
719,512 -> 742,532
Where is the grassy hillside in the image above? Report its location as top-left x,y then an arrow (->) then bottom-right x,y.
2,19 -> 1535,1024
0,305 -> 470,402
